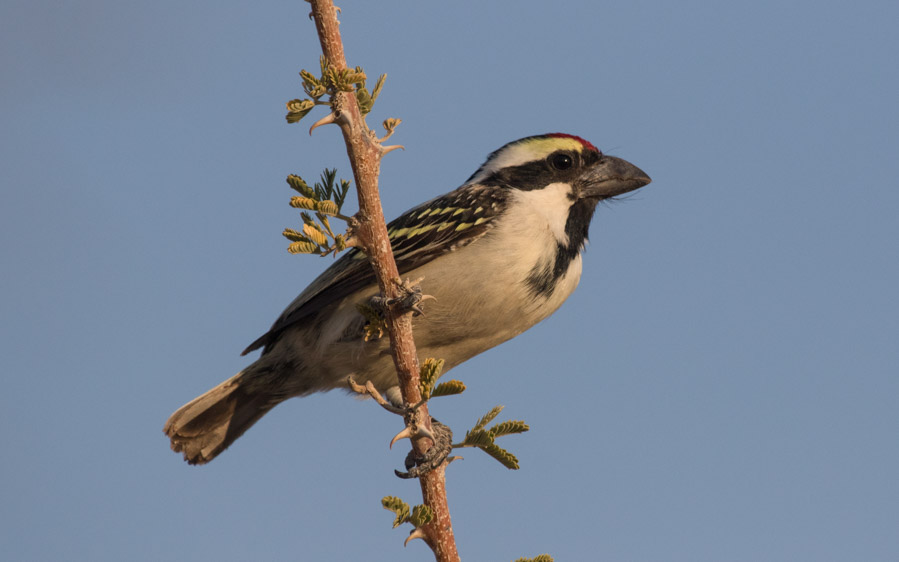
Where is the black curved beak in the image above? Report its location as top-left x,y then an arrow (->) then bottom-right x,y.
578,155 -> 651,200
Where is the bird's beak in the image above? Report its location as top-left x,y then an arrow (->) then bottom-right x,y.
578,155 -> 651,200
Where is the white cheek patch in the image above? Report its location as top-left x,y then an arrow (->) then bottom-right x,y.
510,183 -> 575,245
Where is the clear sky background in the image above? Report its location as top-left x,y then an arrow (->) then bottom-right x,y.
2,1 -> 897,560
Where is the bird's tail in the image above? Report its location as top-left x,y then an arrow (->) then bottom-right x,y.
163,371 -> 282,465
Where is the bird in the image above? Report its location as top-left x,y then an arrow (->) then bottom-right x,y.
164,133 -> 651,464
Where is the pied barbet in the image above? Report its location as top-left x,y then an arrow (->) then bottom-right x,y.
165,133 -> 651,464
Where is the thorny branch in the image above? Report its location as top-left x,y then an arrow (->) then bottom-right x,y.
307,1 -> 459,560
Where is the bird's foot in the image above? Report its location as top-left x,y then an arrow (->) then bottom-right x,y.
358,278 -> 434,341
394,418 -> 453,479
370,277 -> 435,317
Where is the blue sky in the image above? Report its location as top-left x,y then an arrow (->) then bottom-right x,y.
2,1 -> 897,560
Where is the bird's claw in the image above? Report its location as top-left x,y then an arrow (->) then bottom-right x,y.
368,278 -> 434,319
385,277 -> 436,317
395,419 -> 453,479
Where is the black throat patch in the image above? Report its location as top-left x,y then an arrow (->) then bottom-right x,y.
525,198 -> 599,298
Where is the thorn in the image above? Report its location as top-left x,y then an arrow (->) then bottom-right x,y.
390,426 -> 413,449
414,424 -> 436,442
404,528 -> 426,547
381,144 -> 405,155
389,423 -> 436,449
309,112 -> 337,135
446,455 -> 463,466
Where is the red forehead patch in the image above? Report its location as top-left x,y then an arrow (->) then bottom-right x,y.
546,133 -> 599,153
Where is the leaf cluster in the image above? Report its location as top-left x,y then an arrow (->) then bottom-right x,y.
454,406 -> 529,470
286,55 -> 398,130
418,358 -> 466,401
381,496 -> 434,529
514,556 -> 554,562
355,301 -> 386,342
282,169 -> 353,256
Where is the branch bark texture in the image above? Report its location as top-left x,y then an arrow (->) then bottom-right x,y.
308,2 -> 459,560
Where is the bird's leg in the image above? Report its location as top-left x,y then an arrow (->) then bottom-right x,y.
347,377 -> 405,414
394,418 -> 453,479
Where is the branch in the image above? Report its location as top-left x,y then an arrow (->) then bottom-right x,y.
307,2 -> 459,560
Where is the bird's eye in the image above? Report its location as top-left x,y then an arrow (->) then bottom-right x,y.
550,153 -> 573,170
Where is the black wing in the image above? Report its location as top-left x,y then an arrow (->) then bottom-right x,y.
241,183 -> 508,355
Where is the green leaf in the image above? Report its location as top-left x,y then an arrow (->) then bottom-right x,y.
316,200 -> 339,216
316,213 -> 334,237
300,212 -> 316,226
322,66 -> 339,90
488,420 -> 529,438
336,179 -> 351,210
303,223 -> 328,247
472,405 -> 504,432
300,69 -> 319,87
282,227 -> 307,242
418,358 -> 445,400
514,555 -> 554,562
287,240 -> 319,254
462,429 -> 493,448
409,504 -> 434,528
355,87 -> 373,115
289,196 -> 317,210
371,73 -> 386,102
285,98 -> 314,123
356,302 -> 386,341
381,496 -> 410,529
431,380 -> 466,398
286,174 -> 314,197
316,169 -> 338,201
344,68 -> 366,85
481,442 -> 520,470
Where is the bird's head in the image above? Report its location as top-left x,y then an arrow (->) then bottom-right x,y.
467,133 -> 651,200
